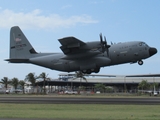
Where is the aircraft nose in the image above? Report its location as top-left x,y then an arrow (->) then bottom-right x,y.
149,47 -> 157,56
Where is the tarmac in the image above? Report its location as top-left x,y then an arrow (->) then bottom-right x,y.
0,95 -> 160,104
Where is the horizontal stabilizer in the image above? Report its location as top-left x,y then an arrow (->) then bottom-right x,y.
5,59 -> 29,63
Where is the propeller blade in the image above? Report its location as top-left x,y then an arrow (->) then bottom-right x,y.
100,33 -> 105,52
104,36 -> 107,47
100,33 -> 103,43
104,36 -> 109,56
104,36 -> 106,42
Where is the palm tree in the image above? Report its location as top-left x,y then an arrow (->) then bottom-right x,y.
25,73 -> 38,93
39,72 -> 50,94
74,71 -> 87,82
138,80 -> 150,93
19,80 -> 25,94
74,71 -> 87,86
11,78 -> 19,93
72,71 -> 87,93
0,77 -> 11,90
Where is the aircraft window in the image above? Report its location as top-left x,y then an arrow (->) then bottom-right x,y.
143,43 -> 148,47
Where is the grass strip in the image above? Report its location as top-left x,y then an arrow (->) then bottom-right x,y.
0,103 -> 160,120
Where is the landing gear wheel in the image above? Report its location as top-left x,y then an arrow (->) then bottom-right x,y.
82,67 -> 100,74
82,70 -> 87,74
94,68 -> 100,73
86,70 -> 91,74
138,60 -> 143,65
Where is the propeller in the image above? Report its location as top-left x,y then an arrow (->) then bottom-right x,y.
99,33 -> 110,56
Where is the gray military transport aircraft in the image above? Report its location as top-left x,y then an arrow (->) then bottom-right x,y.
5,26 -> 157,74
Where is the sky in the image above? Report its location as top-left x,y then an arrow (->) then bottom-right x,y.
0,0 -> 160,80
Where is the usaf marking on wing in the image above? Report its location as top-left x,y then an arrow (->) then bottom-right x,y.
5,26 -> 157,74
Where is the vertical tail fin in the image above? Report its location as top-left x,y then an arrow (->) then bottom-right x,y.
9,26 -> 37,60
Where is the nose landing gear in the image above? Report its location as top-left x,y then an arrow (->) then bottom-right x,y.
138,60 -> 143,65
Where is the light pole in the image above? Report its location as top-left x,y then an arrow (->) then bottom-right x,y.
124,76 -> 127,93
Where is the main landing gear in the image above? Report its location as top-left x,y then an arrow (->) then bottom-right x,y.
81,67 -> 100,74
138,60 -> 143,65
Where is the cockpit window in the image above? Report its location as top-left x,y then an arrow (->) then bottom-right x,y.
139,42 -> 148,47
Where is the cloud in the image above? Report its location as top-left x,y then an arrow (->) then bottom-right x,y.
61,4 -> 72,9
90,0 -> 104,4
0,9 -> 98,30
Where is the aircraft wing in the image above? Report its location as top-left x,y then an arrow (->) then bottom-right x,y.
58,37 -> 86,55
59,73 -> 116,77
126,74 -> 160,77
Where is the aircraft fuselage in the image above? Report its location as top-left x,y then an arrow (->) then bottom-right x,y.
29,41 -> 157,73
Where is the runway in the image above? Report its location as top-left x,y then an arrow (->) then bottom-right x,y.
0,96 -> 160,104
